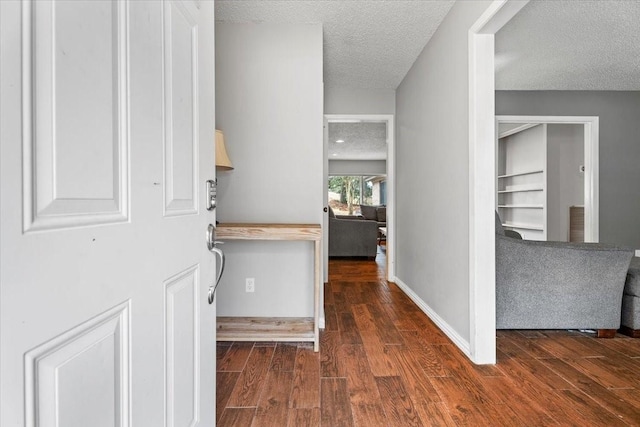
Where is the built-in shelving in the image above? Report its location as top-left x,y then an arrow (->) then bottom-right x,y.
497,123 -> 547,240
497,169 -> 544,179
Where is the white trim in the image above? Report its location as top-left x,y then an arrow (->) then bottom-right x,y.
324,114 -> 396,282
496,115 -> 599,242
468,0 -> 529,365
394,278 -> 470,355
498,123 -> 538,139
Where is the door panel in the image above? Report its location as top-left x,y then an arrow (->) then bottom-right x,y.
25,0 -> 129,231
165,265 -> 199,426
25,302 -> 130,427
164,0 -> 199,217
0,1 -> 216,425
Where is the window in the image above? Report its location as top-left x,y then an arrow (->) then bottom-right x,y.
328,175 -> 386,215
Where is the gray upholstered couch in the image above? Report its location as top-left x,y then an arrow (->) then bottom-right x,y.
328,207 -> 378,258
496,212 -> 634,335
621,257 -> 640,337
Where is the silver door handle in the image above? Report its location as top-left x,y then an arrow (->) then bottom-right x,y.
206,224 -> 225,304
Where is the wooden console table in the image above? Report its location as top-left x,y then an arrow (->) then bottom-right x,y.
215,223 -> 322,351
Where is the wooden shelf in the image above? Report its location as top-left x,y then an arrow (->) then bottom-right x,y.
498,204 -> 543,209
216,223 -> 321,241
502,222 -> 544,231
497,170 -> 544,179
217,317 -> 314,342
215,223 -> 321,351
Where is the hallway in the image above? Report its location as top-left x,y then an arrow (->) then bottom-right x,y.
216,253 -> 640,426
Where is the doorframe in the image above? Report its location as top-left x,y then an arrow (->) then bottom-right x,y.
496,115 -> 599,242
323,114 -> 396,282
468,0 -> 529,364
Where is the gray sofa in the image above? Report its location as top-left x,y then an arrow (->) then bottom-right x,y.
621,257 -> 640,337
328,207 -> 378,258
496,212 -> 634,335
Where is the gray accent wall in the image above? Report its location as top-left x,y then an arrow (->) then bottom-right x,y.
215,23 -> 323,317
395,0 -> 493,344
496,91 -> 640,248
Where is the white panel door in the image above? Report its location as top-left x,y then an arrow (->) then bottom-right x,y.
0,1 -> 217,426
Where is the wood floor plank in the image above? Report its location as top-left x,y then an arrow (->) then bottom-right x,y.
320,330 -> 341,377
596,336 -> 640,358
509,356 -> 575,390
227,346 -> 274,407
480,376 -> 556,425
338,311 -> 363,345
269,342 -> 298,372
542,358 -> 640,424
217,342 -> 254,371
216,371 -> 240,424
555,388 -> 628,426
359,331 -> 399,377
350,402 -> 388,427
351,303 -> 377,331
321,378 -> 355,427
289,345 -> 320,409
414,402 -> 457,427
252,371 -> 294,427
287,408 -> 321,427
340,344 -> 382,404
387,345 -> 442,404
366,302 -> 404,344
375,376 -> 423,427
571,356 -> 640,389
399,331 -> 449,377
506,334 -> 557,359
495,356 -> 599,426
323,303 -> 339,331
217,408 -> 256,427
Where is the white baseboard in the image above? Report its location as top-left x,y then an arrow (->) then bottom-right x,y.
393,277 -> 471,357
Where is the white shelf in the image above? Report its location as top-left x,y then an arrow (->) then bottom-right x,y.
498,187 -> 543,194
497,170 -> 544,179
502,222 -> 544,231
498,204 -> 543,209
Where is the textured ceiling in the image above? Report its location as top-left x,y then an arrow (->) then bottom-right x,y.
215,0 -> 454,89
496,1 -> 640,90
328,122 -> 387,160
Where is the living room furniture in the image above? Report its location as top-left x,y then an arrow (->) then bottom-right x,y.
328,207 -> 378,258
378,227 -> 387,245
621,257 -> 640,337
495,212 -> 634,336
215,223 -> 321,351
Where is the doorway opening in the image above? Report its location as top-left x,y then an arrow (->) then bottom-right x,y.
496,116 -> 599,243
322,114 -> 395,284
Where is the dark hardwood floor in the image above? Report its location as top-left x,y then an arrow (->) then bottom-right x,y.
216,246 -> 640,426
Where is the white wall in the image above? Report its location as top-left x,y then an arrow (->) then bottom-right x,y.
324,87 -> 395,115
215,22 -> 323,316
395,0 -> 493,345
546,124 -> 584,241
329,159 -> 386,176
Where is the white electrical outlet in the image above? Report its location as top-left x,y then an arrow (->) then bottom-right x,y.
635,249 -> 640,257
245,278 -> 255,293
